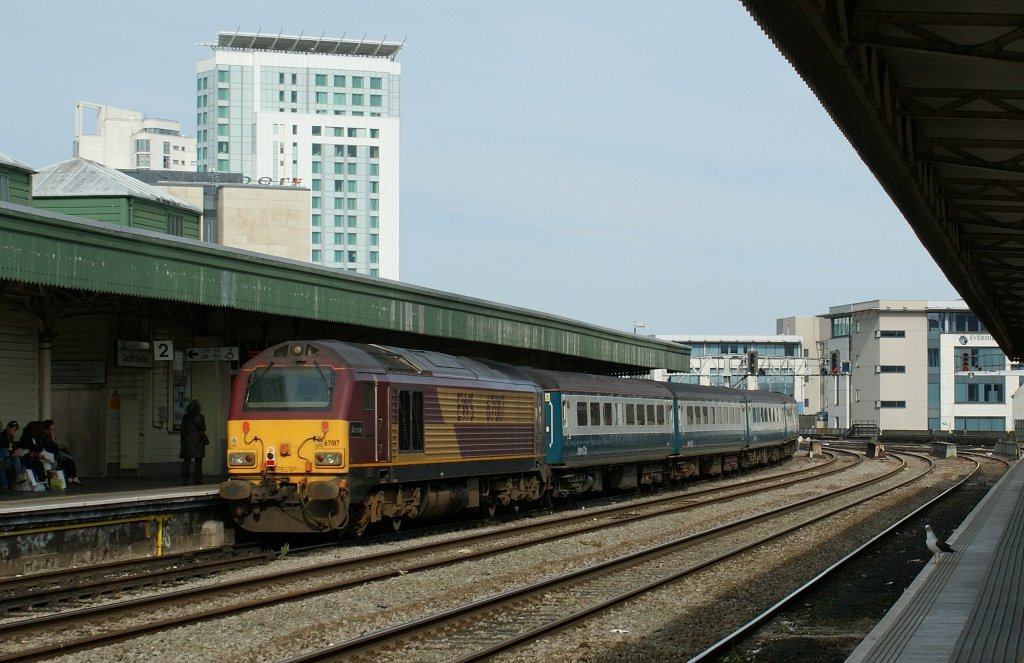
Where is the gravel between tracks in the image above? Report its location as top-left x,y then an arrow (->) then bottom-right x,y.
30,450 -> 975,663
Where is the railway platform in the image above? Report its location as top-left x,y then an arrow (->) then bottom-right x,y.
847,457 -> 1024,662
0,478 -> 229,576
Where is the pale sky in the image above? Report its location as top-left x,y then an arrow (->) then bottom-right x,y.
2,1 -> 959,335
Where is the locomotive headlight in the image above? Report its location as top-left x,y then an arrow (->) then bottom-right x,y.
229,452 -> 256,466
314,452 -> 343,466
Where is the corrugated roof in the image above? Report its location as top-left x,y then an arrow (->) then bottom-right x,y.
0,202 -> 690,373
32,158 -> 201,213
0,152 -> 35,173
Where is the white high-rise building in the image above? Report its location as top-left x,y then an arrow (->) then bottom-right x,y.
196,31 -> 403,278
74,102 -> 196,171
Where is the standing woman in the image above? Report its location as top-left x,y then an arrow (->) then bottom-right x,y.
179,400 -> 208,485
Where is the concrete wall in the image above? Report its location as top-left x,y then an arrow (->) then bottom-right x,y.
218,185 -> 311,262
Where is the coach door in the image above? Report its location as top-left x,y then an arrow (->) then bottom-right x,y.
364,381 -> 388,463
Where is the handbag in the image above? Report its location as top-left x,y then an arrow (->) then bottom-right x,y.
48,470 -> 66,490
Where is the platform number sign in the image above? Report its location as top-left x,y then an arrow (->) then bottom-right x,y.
154,340 -> 174,362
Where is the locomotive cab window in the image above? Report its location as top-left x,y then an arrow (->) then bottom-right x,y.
398,390 -> 424,452
362,383 -> 375,410
244,366 -> 335,410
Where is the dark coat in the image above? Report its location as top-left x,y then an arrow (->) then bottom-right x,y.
179,401 -> 209,459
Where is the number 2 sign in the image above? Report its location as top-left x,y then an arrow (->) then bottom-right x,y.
154,340 -> 174,361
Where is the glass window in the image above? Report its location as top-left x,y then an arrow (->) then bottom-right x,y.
352,76 -> 363,88
312,143 -> 322,156
312,214 -> 321,227
637,404 -> 646,425
831,316 -> 851,337
369,216 -> 379,228
369,146 -> 380,158
370,77 -> 382,89
879,365 -> 906,373
334,93 -> 345,105
333,75 -> 345,87
311,232 -> 321,244
590,402 -> 601,426
603,403 -> 613,426
217,88 -> 229,101
348,180 -> 357,193
369,234 -> 379,246
369,163 -> 379,176
244,366 -> 335,410
312,179 -> 322,191
369,251 -> 378,263
315,92 -> 328,104
625,404 -> 635,425
370,95 -> 382,107
370,181 -> 379,193
348,215 -> 357,228
312,126 -> 322,136
315,73 -> 327,86
370,128 -> 379,138
348,145 -> 358,157
334,180 -> 344,192
576,402 -> 588,427
348,250 -> 357,262
311,249 -> 321,262
348,232 -> 357,244
351,94 -> 364,106
878,401 -> 907,408
217,106 -> 229,118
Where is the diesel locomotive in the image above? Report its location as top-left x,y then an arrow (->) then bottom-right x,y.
218,340 -> 799,534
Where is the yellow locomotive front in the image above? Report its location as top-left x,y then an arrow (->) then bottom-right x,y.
219,342 -> 352,533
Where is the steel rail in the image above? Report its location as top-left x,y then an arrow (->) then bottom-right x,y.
687,451 -> 988,662
0,451 -> 857,662
281,453 -> 929,661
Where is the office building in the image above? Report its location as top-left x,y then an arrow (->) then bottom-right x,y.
820,300 -> 1018,433
195,31 -> 403,278
653,334 -> 815,416
74,102 -> 196,171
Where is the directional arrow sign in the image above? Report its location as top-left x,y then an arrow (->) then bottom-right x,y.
184,347 -> 239,362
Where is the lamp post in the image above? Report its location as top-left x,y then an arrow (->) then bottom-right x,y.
633,321 -> 645,335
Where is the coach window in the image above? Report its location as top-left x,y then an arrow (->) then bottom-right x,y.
590,402 -> 601,427
603,402 -> 614,426
686,406 -> 694,425
695,407 -> 702,425
637,404 -> 646,425
397,390 -> 424,452
702,406 -> 709,424
656,405 -> 665,426
577,402 -> 588,427
626,403 -> 636,425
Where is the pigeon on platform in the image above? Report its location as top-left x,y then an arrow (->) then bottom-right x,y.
925,524 -> 955,555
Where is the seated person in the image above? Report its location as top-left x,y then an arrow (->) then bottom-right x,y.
41,420 -> 81,486
16,421 -> 48,485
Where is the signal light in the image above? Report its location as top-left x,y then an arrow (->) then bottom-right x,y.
321,421 -> 330,435
242,421 -> 250,435
830,350 -> 840,375
265,447 -> 276,470
961,352 -> 970,372
747,351 -> 758,376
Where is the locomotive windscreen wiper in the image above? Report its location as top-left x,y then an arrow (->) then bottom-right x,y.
244,361 -> 275,404
313,361 -> 334,397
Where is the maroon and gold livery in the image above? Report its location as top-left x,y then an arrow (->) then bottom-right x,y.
220,341 -> 545,534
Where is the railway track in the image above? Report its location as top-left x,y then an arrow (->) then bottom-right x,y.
0,545 -> 273,615
0,451 -> 857,661
689,451 -> 1006,662
278,451 -> 934,661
